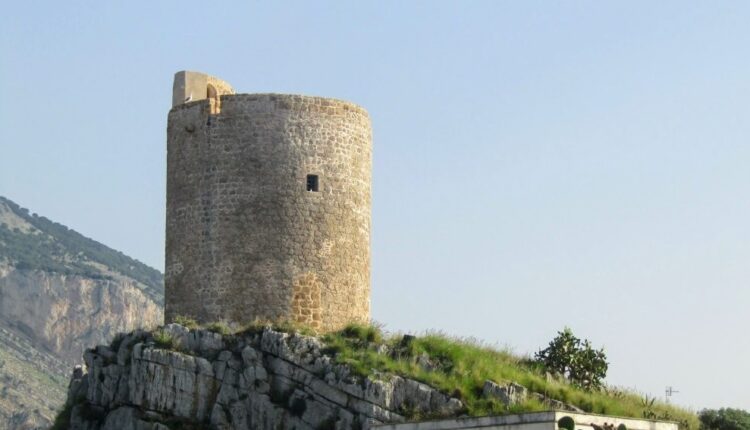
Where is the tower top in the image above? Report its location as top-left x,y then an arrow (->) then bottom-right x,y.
171,71 -> 234,107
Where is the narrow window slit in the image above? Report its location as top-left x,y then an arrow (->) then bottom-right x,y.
306,175 -> 319,192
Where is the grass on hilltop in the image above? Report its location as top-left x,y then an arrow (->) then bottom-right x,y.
154,318 -> 698,429
321,324 -> 698,429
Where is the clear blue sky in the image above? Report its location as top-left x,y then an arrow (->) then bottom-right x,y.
1,1 -> 748,410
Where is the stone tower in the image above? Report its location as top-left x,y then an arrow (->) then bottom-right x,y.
165,71 -> 371,331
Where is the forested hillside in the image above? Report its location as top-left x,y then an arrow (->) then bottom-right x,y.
0,196 -> 162,305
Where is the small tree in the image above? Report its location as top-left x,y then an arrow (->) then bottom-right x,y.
534,327 -> 608,390
699,408 -> 750,430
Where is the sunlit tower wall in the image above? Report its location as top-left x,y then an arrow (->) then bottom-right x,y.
165,71 -> 372,331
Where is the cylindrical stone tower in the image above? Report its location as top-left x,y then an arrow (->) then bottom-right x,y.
165,71 -> 371,331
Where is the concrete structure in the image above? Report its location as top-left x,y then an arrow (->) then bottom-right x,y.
165,71 -> 372,331
372,411 -> 679,430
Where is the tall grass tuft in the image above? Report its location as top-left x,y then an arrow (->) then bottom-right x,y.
152,329 -> 178,350
172,315 -> 200,330
205,321 -> 232,336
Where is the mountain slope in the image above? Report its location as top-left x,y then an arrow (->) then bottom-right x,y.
0,326 -> 67,428
0,196 -> 164,428
0,196 -> 162,305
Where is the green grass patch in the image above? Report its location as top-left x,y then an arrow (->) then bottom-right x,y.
166,317 -> 319,338
235,319 -> 318,337
172,315 -> 200,330
135,321 -> 697,429
205,321 -> 232,336
152,329 -> 178,350
322,325 -> 698,429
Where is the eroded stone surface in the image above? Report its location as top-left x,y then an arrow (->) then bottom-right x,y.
483,380 -> 528,407
64,326 -> 463,430
482,379 -> 583,413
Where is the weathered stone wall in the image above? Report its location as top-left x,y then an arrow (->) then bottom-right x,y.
165,90 -> 372,331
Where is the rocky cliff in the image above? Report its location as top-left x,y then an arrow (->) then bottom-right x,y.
0,196 -> 164,428
0,263 -> 163,369
60,325 -> 463,430
58,321 -> 703,430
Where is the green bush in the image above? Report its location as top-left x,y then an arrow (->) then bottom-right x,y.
699,408 -> 750,430
153,330 -> 177,350
534,328 -> 608,390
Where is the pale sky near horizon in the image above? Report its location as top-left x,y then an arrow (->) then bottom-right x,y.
1,1 -> 748,411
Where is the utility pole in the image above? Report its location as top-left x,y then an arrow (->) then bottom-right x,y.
665,386 -> 679,403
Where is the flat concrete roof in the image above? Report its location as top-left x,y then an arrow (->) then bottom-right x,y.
372,411 -> 679,430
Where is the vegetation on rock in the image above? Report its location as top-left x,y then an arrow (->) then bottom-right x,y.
321,324 -> 697,429
152,329 -> 177,350
54,322 -> 701,430
143,321 -> 697,429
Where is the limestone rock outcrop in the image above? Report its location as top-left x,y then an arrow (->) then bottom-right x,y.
0,262 -> 163,428
482,380 -> 583,413
0,264 -> 163,366
62,326 -> 464,429
0,196 -> 164,427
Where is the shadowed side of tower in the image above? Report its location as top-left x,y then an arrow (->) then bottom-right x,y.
165,71 -> 371,331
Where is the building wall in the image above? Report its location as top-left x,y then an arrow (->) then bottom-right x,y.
165,92 -> 372,331
372,411 -> 680,430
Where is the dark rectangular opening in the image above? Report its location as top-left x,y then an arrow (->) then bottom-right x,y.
306,174 -> 319,192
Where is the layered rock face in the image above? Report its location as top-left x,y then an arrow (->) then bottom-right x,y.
0,196 -> 164,427
63,326 -> 464,429
0,266 -> 163,428
0,264 -> 163,366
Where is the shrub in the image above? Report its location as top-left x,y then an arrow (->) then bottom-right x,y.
699,408 -> 750,430
153,330 -> 177,350
535,328 -> 608,390
205,321 -> 231,336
